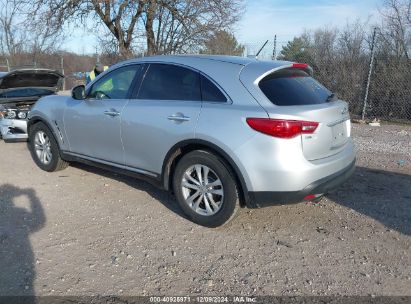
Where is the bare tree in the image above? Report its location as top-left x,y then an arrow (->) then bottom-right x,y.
30,0 -> 244,57
30,0 -> 146,58
0,0 -> 26,56
0,0 -> 63,63
147,0 -> 244,55
378,0 -> 411,59
92,0 -> 145,58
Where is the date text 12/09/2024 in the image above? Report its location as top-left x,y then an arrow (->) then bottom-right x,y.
149,296 -> 257,303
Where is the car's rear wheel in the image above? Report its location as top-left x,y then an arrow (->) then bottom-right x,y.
173,150 -> 239,227
29,122 -> 69,172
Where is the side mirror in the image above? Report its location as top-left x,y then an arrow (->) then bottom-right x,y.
72,85 -> 86,100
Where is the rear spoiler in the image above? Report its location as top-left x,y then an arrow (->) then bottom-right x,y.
290,63 -> 313,76
251,62 -> 313,86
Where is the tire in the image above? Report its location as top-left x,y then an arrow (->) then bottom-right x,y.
173,150 -> 240,227
28,122 -> 69,172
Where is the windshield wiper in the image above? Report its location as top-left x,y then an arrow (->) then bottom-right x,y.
326,93 -> 337,102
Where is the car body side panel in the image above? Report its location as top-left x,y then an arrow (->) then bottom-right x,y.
196,102 -> 355,193
195,102 -> 269,191
63,98 -> 128,165
27,95 -> 71,151
121,99 -> 202,174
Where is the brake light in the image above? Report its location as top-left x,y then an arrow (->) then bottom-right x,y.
246,118 -> 319,139
292,63 -> 309,69
303,194 -> 316,201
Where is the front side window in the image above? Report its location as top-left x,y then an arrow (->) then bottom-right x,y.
88,65 -> 141,100
138,64 -> 201,101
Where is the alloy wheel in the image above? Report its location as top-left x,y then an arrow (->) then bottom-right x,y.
181,164 -> 224,216
34,130 -> 53,165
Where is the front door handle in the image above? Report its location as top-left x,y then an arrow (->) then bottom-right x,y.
104,109 -> 120,117
167,113 -> 191,122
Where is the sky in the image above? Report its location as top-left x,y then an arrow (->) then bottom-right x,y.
236,0 -> 384,57
62,0 -> 384,55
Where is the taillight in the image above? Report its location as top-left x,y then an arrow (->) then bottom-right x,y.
246,118 -> 319,139
292,63 -> 309,69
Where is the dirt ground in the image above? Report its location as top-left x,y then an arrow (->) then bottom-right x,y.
0,123 -> 410,297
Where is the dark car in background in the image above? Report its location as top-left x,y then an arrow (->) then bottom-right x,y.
0,69 -> 63,142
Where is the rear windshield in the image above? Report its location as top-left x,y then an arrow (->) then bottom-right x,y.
258,68 -> 332,106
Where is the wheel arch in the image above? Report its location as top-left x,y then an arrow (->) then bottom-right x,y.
27,116 -> 63,150
161,139 -> 251,208
28,116 -> 52,133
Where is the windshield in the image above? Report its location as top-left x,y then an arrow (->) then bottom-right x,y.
0,88 -> 54,99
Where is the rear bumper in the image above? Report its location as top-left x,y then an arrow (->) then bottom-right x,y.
0,118 -> 28,141
248,159 -> 356,208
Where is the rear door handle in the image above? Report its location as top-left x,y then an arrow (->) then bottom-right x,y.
167,113 -> 191,122
104,109 -> 120,117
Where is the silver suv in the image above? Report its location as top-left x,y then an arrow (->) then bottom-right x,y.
27,55 -> 356,227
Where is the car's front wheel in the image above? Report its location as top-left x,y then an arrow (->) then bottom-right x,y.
173,150 -> 239,227
29,122 -> 69,172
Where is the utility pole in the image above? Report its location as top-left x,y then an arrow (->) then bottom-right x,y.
272,35 -> 277,60
61,55 -> 65,91
95,46 -> 100,63
361,27 -> 377,121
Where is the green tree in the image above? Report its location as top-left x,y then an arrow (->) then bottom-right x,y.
201,30 -> 244,56
278,37 -> 310,62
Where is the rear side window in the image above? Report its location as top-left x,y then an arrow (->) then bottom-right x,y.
201,75 -> 227,102
259,68 -> 331,106
138,64 -> 201,101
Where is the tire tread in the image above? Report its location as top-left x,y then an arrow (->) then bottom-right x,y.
29,122 -> 69,172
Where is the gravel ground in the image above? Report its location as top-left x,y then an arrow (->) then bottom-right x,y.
0,123 -> 410,297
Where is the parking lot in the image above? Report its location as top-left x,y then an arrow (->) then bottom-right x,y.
0,123 -> 410,296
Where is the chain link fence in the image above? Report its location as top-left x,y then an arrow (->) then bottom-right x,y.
313,54 -> 411,123
243,39 -> 411,123
365,57 -> 411,122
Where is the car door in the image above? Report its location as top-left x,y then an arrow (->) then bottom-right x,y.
64,64 -> 143,165
121,63 -> 203,174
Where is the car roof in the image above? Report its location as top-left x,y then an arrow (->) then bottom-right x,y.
147,55 -> 257,65
117,54 -> 293,69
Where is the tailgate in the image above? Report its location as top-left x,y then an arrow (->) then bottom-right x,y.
241,62 -> 352,161
267,101 -> 351,161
